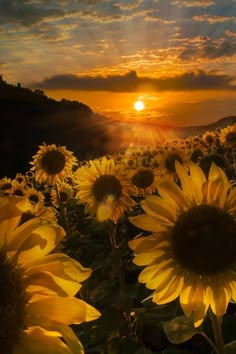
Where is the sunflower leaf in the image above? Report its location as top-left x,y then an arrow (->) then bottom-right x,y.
163,315 -> 199,344
224,340 -> 236,353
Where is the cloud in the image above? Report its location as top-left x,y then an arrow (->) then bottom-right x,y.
178,38 -> 236,60
0,0 -> 65,26
192,14 -> 236,23
171,0 -> 215,8
33,70 -> 236,92
202,40 -> 236,58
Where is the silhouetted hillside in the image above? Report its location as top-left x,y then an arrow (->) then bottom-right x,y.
0,78 -> 127,177
174,116 -> 236,138
1,77 -> 235,177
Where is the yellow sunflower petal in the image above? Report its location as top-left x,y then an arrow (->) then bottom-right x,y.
153,275 -> 184,304
175,161 -> 194,201
129,215 -> 166,232
133,249 -> 166,266
141,195 -> 177,225
188,162 -> 206,203
26,316 -> 85,354
128,233 -> 167,253
193,304 -> 207,327
208,163 -> 230,207
8,219 -> 65,264
27,297 -> 101,325
224,187 -> 236,213
157,178 -> 190,211
146,266 -> 175,290
210,279 -> 231,317
26,253 -> 92,296
139,260 -> 173,286
0,196 -> 30,222
13,327 -> 72,354
27,253 -> 92,280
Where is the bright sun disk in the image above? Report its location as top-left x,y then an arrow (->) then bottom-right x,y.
134,100 -> 144,111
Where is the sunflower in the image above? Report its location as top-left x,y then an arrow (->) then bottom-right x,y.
202,130 -> 217,148
19,198 -> 58,224
157,145 -> 190,179
51,181 -> 74,208
0,177 -> 13,196
75,156 -> 136,223
9,180 -> 27,197
219,124 -> 236,148
0,196 -> 100,353
24,187 -> 45,206
199,152 -> 229,177
14,173 -> 27,184
129,161 -> 236,327
30,143 -> 78,185
129,166 -> 160,197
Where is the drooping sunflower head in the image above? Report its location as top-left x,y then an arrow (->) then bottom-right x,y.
199,152 -> 229,177
219,124 -> 236,148
158,145 -> 190,178
129,161 -> 236,327
190,147 -> 204,163
202,130 -> 217,147
0,196 -> 100,353
75,156 -> 136,223
30,143 -> 78,185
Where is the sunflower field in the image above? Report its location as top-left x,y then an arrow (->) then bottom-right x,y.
1,124 -> 236,354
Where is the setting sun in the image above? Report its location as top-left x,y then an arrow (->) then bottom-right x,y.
134,100 -> 145,111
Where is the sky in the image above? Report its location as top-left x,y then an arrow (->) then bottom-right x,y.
0,0 -> 236,127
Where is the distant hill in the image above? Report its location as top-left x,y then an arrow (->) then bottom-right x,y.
174,115 -> 236,138
0,76 -> 235,177
0,77 -> 126,176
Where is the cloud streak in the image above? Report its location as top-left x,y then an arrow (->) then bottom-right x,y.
33,70 -> 236,92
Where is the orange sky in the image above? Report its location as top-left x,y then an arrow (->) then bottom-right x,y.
1,0 -> 236,126
45,89 -> 236,127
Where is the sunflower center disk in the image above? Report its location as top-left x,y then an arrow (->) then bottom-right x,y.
132,170 -> 154,189
165,153 -> 183,172
60,191 -> 69,202
41,150 -> 66,175
29,194 -> 39,203
92,175 -> 122,203
226,132 -> 236,146
172,205 -> 236,275
0,252 -> 26,352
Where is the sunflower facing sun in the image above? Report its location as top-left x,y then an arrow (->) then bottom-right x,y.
75,157 -> 136,223
30,143 -> 78,185
0,196 -> 100,353
129,161 -> 236,327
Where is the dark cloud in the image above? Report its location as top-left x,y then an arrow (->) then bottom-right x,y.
33,70 -> 236,92
179,39 -> 236,60
202,40 -> 236,58
0,0 -> 65,26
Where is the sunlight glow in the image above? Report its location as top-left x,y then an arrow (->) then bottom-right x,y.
134,100 -> 145,111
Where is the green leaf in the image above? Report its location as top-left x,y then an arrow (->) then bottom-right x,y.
163,315 -> 199,344
225,340 -> 236,354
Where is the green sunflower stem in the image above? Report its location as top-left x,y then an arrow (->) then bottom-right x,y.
109,221 -> 133,337
209,308 -> 225,354
55,183 -> 72,239
199,331 -> 219,354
